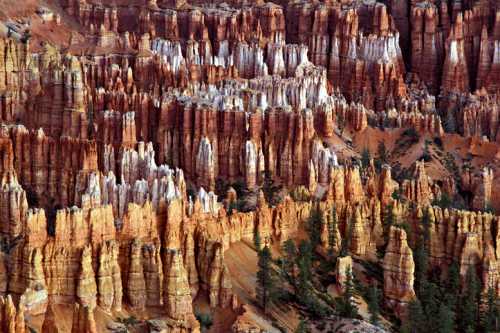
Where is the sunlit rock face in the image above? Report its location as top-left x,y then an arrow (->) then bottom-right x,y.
383,227 -> 416,317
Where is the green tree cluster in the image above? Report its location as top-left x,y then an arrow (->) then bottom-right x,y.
256,245 -> 276,313
336,267 -> 360,319
307,208 -> 323,250
366,284 -> 381,325
404,210 -> 499,333
374,141 -> 389,171
280,237 -> 332,319
327,207 -> 340,259
361,148 -> 371,169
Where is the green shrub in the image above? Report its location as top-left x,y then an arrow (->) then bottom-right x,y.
117,316 -> 140,327
402,128 -> 420,144
290,186 -> 311,202
227,200 -> 245,215
433,137 -> 443,148
484,202 -> 496,214
195,312 -> 213,330
420,141 -> 432,162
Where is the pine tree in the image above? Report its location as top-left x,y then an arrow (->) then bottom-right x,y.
402,299 -> 426,333
87,100 -> 95,139
377,140 -> 389,165
444,261 -> 460,309
318,210 -> 326,249
459,267 -> 480,332
294,318 -> 310,333
383,204 -> 395,239
420,280 -> 439,329
447,261 -> 460,291
282,239 -> 297,282
437,303 -> 455,333
340,218 -> 352,257
298,241 -> 312,279
361,147 -> 371,169
421,209 -> 431,244
327,206 -> 339,257
256,245 -> 275,312
337,112 -> 345,136
421,141 -> 431,162
481,287 -> 499,333
296,240 -> 313,299
445,109 -> 457,133
307,208 -> 322,249
413,242 -> 428,298
414,209 -> 431,298
378,204 -> 396,259
366,284 -> 380,325
253,229 -> 261,250
339,267 -> 359,318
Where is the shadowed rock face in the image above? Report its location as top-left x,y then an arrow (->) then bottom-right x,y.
0,0 -> 499,332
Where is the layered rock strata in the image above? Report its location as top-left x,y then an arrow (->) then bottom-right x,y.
382,227 -> 416,317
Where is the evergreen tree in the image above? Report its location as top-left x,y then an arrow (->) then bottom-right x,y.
414,209 -> 431,298
294,318 -> 310,333
445,109 -> 457,133
402,299 -> 426,333
337,113 -> 345,136
481,287 -> 499,333
327,207 -> 339,257
444,260 -> 460,309
447,261 -> 460,291
378,204 -> 396,258
366,284 -> 380,325
340,218 -> 352,257
297,241 -> 313,280
296,240 -> 313,298
361,147 -> 371,169
459,267 -> 480,332
253,229 -> 261,250
256,245 -> 275,312
413,242 -> 428,298
87,100 -> 95,139
421,141 -> 431,162
383,204 -> 395,239
377,140 -> 389,165
419,280 -> 441,331
338,267 -> 359,318
421,209 -> 431,244
307,208 -> 322,250
282,239 -> 297,282
420,279 -> 438,312
437,303 -> 455,333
